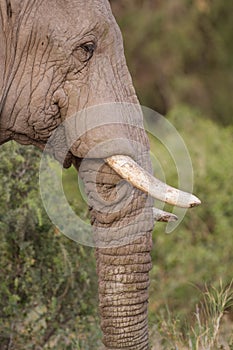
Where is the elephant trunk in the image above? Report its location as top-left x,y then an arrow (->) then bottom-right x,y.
96,232 -> 152,350
77,156 -> 154,349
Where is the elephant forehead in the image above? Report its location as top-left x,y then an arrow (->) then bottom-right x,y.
35,0 -> 115,39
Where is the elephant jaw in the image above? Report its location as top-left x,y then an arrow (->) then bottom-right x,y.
105,155 -> 201,211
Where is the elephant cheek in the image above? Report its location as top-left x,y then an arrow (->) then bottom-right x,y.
67,125 -> 149,164
70,134 -> 135,160
61,102 -> 150,163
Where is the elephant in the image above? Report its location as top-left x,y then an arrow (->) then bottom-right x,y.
0,0 -> 201,349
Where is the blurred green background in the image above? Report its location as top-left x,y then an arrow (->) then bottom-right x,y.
0,1 -> 232,349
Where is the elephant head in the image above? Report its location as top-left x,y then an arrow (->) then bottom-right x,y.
0,1 -> 200,349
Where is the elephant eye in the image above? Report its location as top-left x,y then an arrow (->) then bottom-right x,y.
74,42 -> 96,63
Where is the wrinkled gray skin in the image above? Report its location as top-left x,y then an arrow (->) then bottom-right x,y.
0,1 -> 154,349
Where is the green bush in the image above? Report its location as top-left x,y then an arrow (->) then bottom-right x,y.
0,143 -> 99,350
111,0 -> 233,126
149,105 -> 233,332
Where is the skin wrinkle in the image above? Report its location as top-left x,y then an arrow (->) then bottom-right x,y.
30,41 -> 59,96
92,33 -> 128,103
99,282 -> 150,294
0,2 -> 12,68
99,291 -> 150,307
82,158 -> 150,228
100,303 -> 148,317
19,0 -> 43,27
30,61 -> 56,110
102,314 -> 148,330
104,250 -> 152,259
96,254 -> 152,266
103,319 -> 149,336
100,273 -> 149,284
1,20 -> 43,124
6,1 -> 12,18
17,52 -> 63,139
98,239 -> 153,256
19,20 -> 36,81
0,3 -> 4,22
28,28 -> 45,104
106,321 -> 148,334
0,41 -> 24,119
38,34 -> 54,72
110,22 -> 136,102
39,75 -> 56,123
91,203 -> 149,228
0,18 -> 8,87
103,324 -> 149,346
2,4 -> 24,91
88,188 -> 145,221
3,2 -> 69,142
104,324 -> 149,334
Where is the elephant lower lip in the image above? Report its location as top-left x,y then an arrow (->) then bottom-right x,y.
9,131 -> 73,168
10,132 -> 47,149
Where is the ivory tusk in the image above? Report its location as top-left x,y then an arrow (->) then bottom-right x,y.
153,208 -> 178,222
105,155 -> 201,208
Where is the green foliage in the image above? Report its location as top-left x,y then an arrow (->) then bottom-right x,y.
148,105 -> 233,346
150,281 -> 233,349
0,143 -> 98,350
110,0 -> 233,126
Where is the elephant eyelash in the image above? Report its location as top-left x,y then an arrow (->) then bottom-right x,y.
81,42 -> 96,58
73,42 -> 96,63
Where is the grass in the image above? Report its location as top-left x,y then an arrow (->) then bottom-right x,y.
150,281 -> 233,350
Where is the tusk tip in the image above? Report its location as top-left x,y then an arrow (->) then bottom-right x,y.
153,208 -> 178,223
160,214 -> 178,223
189,195 -> 201,208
